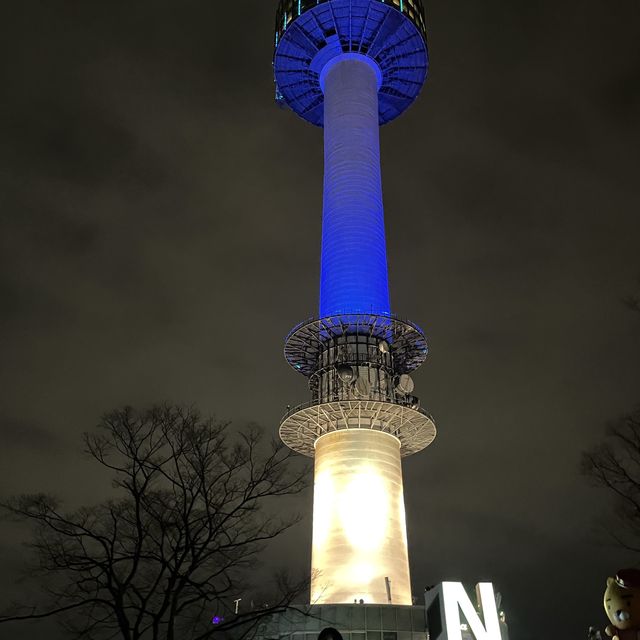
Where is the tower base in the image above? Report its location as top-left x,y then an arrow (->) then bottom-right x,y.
258,603 -> 428,640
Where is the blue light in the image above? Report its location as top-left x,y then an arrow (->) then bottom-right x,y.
212,615 -> 224,625
273,0 -> 428,127
319,54 -> 391,318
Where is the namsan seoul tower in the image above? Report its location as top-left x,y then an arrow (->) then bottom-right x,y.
274,0 -> 436,607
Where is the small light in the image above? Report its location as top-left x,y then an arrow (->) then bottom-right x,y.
212,615 -> 224,625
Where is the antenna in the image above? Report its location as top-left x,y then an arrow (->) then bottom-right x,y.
395,374 -> 415,395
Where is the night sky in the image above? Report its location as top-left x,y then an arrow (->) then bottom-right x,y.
1,1 -> 640,639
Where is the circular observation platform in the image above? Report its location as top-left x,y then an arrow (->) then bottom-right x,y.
279,399 -> 436,457
274,0 -> 428,126
284,313 -> 428,377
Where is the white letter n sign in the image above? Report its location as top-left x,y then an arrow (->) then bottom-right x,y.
424,582 -> 502,640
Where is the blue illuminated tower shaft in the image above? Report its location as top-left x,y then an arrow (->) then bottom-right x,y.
320,55 -> 390,317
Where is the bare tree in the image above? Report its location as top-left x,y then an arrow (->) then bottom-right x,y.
582,409 -> 640,552
0,405 -> 310,640
581,281 -> 640,550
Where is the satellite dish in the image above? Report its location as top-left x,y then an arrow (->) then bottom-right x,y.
378,340 -> 390,354
395,374 -> 414,396
336,364 -> 355,383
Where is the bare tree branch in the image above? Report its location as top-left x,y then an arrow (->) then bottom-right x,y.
582,409 -> 640,552
0,405 -> 310,640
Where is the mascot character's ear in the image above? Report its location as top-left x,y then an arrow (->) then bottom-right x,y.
607,578 -> 615,587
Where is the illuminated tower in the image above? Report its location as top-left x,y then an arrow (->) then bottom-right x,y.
274,0 -> 436,606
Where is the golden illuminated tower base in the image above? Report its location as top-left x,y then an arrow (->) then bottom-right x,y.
310,429 -> 412,605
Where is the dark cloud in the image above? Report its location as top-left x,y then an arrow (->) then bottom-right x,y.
0,416 -> 62,452
0,0 -> 639,639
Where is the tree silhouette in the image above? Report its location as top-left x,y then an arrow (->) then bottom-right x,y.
583,409 -> 640,552
0,405 -> 309,640
582,287 -> 640,551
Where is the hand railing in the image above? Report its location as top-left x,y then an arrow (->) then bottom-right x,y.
281,396 -> 433,423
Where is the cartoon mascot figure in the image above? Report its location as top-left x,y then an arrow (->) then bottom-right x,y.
605,569 -> 640,640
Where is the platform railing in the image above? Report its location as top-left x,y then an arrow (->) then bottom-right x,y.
280,395 -> 432,423
275,0 -> 427,48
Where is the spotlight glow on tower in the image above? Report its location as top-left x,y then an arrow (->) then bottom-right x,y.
273,0 -> 436,606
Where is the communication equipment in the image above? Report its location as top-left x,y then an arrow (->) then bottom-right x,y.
336,364 -> 355,382
395,374 -> 415,396
378,340 -> 390,354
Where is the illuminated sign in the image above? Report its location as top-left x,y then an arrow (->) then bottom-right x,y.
425,582 -> 503,640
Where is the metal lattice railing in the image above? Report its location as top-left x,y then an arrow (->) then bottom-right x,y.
279,398 -> 436,457
274,0 -> 427,49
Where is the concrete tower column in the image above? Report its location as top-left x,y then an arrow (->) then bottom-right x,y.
311,429 -> 412,605
320,55 -> 390,318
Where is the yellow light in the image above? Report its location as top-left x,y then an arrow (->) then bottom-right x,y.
312,471 -> 334,547
310,429 -> 412,605
339,470 -> 388,550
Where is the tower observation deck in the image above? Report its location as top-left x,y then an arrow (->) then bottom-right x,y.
273,0 -> 436,607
